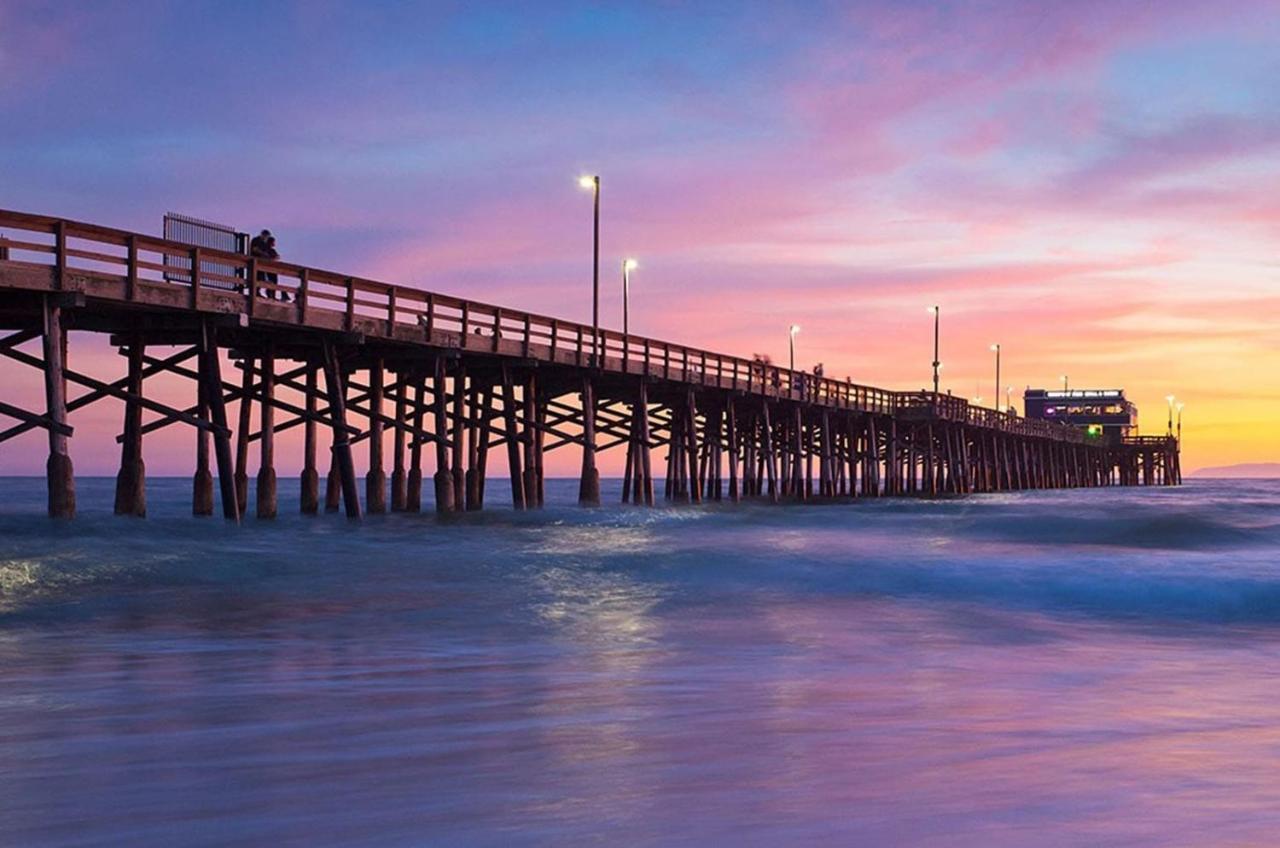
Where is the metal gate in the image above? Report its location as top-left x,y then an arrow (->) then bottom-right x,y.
163,212 -> 247,290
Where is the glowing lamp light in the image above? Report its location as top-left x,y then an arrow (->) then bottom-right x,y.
789,324 -> 801,336
577,175 -> 596,190
624,258 -> 639,272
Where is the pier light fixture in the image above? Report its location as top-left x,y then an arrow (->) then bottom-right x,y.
928,305 -> 940,395
1060,375 -> 1069,392
1176,402 -> 1185,444
1005,385 -> 1014,415
1165,394 -> 1176,435
990,343 -> 1001,410
577,174 -> 601,366
788,324 -> 800,373
622,258 -> 638,337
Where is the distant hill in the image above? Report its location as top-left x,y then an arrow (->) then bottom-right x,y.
1189,463 -> 1280,479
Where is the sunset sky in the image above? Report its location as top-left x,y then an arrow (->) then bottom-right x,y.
2,1 -> 1278,475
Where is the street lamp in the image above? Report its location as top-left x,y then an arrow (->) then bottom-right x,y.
788,324 -> 800,373
577,174 -> 600,365
1176,402 -> 1184,444
990,343 -> 1000,409
1165,394 -> 1176,436
1005,385 -> 1014,415
621,258 -> 638,337
1060,375 -> 1069,392
928,306 -> 940,394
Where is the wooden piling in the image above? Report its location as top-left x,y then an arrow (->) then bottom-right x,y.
391,370 -> 408,512
193,364 -> 214,516
501,366 -> 525,510
113,334 -> 146,517
407,371 -> 426,512
433,356 -> 455,513
256,345 -> 278,519
321,341 -> 361,519
198,322 -> 238,522
366,358 -> 387,514
42,296 -> 75,518
578,376 -> 600,506
301,363 -> 320,514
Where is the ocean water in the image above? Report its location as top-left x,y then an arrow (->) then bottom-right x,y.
2,476 -> 1279,846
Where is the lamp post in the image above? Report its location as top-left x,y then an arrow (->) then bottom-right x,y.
622,258 -> 638,337
990,343 -> 1000,409
928,306 -> 940,394
1060,375 -> 1069,392
1165,394 -> 1176,436
1005,385 -> 1013,415
1176,401 -> 1184,443
788,324 -> 800,373
578,175 -> 600,365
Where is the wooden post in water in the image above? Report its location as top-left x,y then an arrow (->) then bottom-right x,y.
193,363 -> 214,516
521,373 -> 538,509
465,378 -> 482,511
321,341 -> 361,519
433,356 -> 455,513
407,371 -> 425,512
391,370 -> 408,512
638,381 -> 654,505
578,376 -> 600,506
256,344 -> 277,519
685,389 -> 701,504
475,381 -> 493,509
114,334 -> 146,516
501,366 -> 525,510
366,358 -> 387,514
727,399 -> 740,503
300,363 -> 320,514
450,366 -> 466,510
42,296 -> 75,518
234,356 -> 254,516
198,322 -> 238,521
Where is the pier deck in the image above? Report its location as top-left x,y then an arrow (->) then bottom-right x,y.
0,209 -> 1180,519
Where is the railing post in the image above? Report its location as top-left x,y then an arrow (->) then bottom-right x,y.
387,286 -> 397,336
54,221 -> 67,291
297,268 -> 309,323
344,277 -> 355,331
493,308 -> 502,352
460,302 -> 469,348
126,235 -> 138,301
522,315 -> 531,357
189,246 -> 201,310
426,293 -> 435,336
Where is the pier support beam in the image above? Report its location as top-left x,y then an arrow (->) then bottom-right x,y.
407,371 -> 425,512
42,296 -> 75,518
322,342 -> 361,519
198,323 -> 238,521
193,365 -> 214,516
578,376 -> 600,506
391,370 -> 408,512
366,358 -> 387,514
113,335 -> 146,517
256,345 -> 277,519
234,356 -> 253,516
502,366 -> 525,510
433,356 -> 455,513
300,363 -> 320,514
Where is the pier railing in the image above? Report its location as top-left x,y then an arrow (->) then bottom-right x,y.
0,208 -> 1083,443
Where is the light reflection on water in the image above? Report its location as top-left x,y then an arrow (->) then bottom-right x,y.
1,477 -> 1280,845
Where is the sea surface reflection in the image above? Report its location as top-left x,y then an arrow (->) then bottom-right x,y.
2,477 -> 1279,845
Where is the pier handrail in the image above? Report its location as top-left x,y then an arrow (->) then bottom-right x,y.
0,207 -> 1084,443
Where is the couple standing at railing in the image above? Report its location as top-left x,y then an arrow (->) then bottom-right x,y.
249,229 -> 287,301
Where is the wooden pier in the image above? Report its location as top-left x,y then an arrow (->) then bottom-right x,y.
0,209 -> 1181,519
